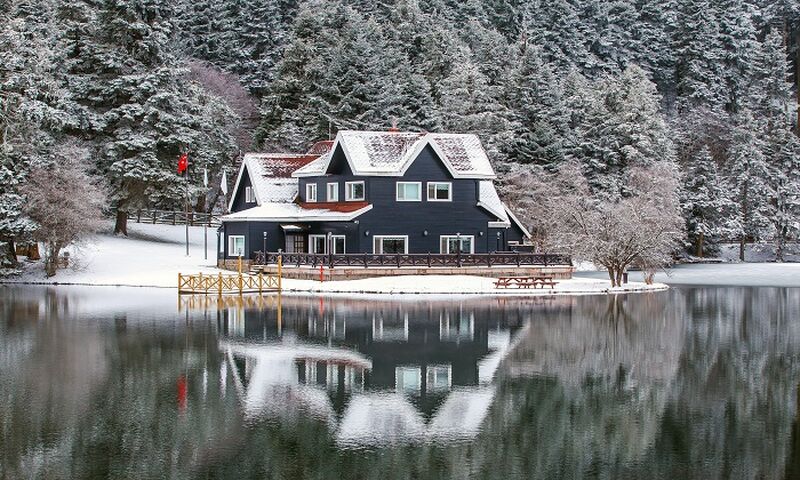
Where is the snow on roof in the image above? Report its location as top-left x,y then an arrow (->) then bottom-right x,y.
293,130 -> 497,179
477,181 -> 532,238
228,153 -> 321,211
222,202 -> 373,222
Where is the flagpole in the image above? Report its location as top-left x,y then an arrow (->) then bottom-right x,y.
185,155 -> 190,257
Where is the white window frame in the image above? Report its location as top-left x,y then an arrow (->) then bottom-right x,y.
306,183 -> 317,202
345,181 -> 365,201
309,234 -> 327,254
227,235 -> 245,257
245,186 -> 255,203
372,235 -> 409,254
427,182 -> 452,201
396,181 -> 422,202
440,235 -> 475,254
326,182 -> 339,202
331,235 -> 346,254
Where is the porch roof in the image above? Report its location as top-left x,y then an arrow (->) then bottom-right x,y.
221,202 -> 373,222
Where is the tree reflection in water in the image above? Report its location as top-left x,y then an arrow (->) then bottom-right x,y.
0,286 -> 799,479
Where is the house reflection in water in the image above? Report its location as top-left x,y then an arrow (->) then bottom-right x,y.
217,296 -> 539,447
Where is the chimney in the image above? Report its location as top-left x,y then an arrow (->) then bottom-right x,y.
388,118 -> 399,133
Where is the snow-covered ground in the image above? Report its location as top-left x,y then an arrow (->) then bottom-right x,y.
10,221 -> 220,288
576,263 -> 800,287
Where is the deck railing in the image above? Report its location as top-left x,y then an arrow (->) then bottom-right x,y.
254,251 -> 571,269
134,209 -> 221,227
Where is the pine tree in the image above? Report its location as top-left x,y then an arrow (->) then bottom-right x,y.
718,0 -> 760,113
501,44 -> 571,167
765,124 -> 800,261
726,112 -> 774,260
59,0 -> 237,235
681,146 -> 732,257
674,0 -> 726,111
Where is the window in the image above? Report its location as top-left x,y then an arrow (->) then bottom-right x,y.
373,235 -> 408,254
427,182 -> 452,201
395,366 -> 421,394
227,235 -> 245,257
440,235 -> 474,254
326,182 -> 339,202
285,234 -> 305,253
345,181 -> 365,201
309,234 -> 326,254
245,186 -> 255,203
305,183 -> 317,202
426,365 -> 452,392
396,182 -> 422,201
331,235 -> 346,254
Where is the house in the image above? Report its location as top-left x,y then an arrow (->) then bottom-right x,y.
218,129 -> 530,265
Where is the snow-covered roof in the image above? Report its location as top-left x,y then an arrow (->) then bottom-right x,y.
222,202 -> 373,222
477,180 -> 532,238
293,130 -> 497,179
227,150 -> 327,211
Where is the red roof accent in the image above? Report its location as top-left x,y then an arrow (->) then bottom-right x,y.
306,140 -> 334,155
256,155 -> 319,178
296,201 -> 370,212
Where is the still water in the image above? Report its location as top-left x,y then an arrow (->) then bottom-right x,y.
1,285 -> 800,479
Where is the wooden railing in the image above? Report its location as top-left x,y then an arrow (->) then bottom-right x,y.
255,251 -> 571,269
134,209 -> 221,227
178,271 -> 280,294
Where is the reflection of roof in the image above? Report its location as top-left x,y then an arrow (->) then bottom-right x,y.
222,202 -> 373,222
293,130 -> 496,179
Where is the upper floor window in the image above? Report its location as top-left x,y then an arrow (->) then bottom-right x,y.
396,182 -> 422,201
345,181 -> 365,201
245,186 -> 255,203
427,182 -> 452,201
306,183 -> 317,202
327,182 -> 339,202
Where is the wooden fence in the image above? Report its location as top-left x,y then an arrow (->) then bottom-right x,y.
178,271 -> 281,294
134,209 -> 221,227
255,251 -> 571,269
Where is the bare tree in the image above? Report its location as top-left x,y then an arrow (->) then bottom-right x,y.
20,142 -> 107,276
509,161 -> 684,287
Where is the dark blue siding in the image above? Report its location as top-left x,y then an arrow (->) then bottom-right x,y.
230,166 -> 258,212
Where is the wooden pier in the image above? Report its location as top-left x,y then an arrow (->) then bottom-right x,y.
179,256 -> 282,295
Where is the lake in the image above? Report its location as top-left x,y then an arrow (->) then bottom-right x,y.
1,283 -> 799,479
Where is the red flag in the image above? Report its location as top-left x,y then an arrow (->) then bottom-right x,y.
177,153 -> 188,174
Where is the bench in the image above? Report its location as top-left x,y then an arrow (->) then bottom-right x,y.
494,275 -> 558,289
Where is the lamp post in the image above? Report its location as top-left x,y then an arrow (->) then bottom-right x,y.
456,232 -> 461,267
262,231 -> 267,263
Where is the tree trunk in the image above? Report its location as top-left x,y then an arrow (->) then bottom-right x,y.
26,243 -> 40,260
0,237 -> 17,268
114,209 -> 128,236
607,266 -> 617,288
616,268 -> 624,287
45,242 -> 60,277
739,237 -> 746,262
777,225 -> 786,262
695,232 -> 704,258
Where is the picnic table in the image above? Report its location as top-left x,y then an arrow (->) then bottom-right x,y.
494,275 -> 558,289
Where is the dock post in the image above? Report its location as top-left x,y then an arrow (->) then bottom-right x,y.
258,271 -> 263,294
218,272 -> 223,296
277,255 -> 283,292
178,273 -> 182,293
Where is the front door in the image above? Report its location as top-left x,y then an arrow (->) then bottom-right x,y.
285,234 -> 305,253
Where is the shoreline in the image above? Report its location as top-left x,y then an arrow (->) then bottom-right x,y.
0,276 -> 669,297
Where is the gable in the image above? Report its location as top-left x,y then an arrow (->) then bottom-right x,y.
325,144 -> 353,176
402,144 -> 453,179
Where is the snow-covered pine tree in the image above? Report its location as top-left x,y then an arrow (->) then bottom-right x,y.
520,0 -> 594,74
59,0 -> 238,235
726,111 -> 774,261
500,44 -> 571,167
632,0 -> 677,101
673,0 -> 727,111
681,146 -> 733,257
573,65 -> 675,197
717,0 -> 761,113
753,28 -> 794,124
765,124 -> 800,261
0,0 -> 77,271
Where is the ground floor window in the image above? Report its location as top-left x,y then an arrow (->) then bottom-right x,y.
309,234 -> 326,254
439,235 -> 474,254
228,235 -> 245,256
331,235 -> 345,254
285,234 -> 305,253
373,235 -> 408,254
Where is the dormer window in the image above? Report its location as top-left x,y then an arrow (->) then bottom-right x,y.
427,182 -> 452,201
396,182 -> 422,201
327,182 -> 339,202
306,183 -> 317,202
345,181 -> 365,201
245,186 -> 255,203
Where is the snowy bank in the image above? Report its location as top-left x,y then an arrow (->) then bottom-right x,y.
2,223 -> 667,296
